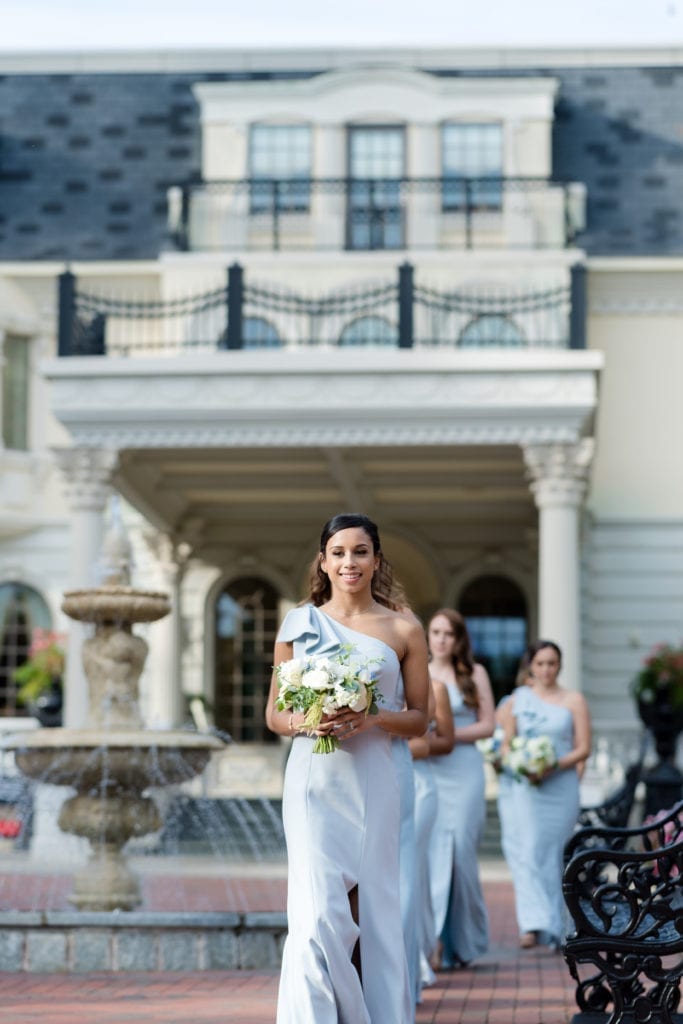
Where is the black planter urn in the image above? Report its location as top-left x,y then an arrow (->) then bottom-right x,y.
638,697 -> 683,818
30,678 -> 63,728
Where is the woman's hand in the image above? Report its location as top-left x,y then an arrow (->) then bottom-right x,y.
316,709 -> 370,741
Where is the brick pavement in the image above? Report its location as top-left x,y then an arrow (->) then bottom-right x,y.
0,876 -> 578,1024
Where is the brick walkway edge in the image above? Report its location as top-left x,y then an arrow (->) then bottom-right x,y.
0,879 -> 578,1024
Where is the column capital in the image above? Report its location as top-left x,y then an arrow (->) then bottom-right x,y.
52,446 -> 119,512
141,528 -> 192,586
523,438 -> 595,509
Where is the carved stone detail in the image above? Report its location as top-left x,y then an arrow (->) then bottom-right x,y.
52,446 -> 119,512
523,438 -> 595,509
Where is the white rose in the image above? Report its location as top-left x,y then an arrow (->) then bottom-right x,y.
278,658 -> 304,686
349,683 -> 368,713
302,668 -> 331,691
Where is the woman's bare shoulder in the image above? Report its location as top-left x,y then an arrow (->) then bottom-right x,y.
378,605 -> 426,656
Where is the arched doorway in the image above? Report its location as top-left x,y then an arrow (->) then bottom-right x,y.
0,583 -> 52,716
213,576 -> 280,743
459,574 -> 528,704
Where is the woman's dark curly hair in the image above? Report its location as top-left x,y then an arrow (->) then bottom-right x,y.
428,608 -> 479,709
306,513 -> 408,612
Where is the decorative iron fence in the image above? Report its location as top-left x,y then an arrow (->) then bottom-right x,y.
57,263 -> 586,357
167,176 -> 586,253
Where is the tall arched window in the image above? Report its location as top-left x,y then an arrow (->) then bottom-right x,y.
214,576 -> 280,742
0,583 -> 52,716
458,315 -> 523,348
459,574 -> 527,704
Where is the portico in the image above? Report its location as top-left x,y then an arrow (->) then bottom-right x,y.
46,345 -> 602,765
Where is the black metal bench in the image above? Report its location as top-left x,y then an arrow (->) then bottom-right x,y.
576,760 -> 642,834
562,800 -> 683,1024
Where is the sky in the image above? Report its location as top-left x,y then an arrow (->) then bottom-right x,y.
2,0 -> 683,50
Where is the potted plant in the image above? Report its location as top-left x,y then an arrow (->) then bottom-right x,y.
632,643 -> 683,816
13,628 -> 65,727
632,643 -> 683,722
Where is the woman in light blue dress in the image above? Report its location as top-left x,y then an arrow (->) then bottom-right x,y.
499,639 -> 592,949
427,609 -> 495,968
265,513 -> 429,1024
409,678 -> 455,990
495,660 -> 531,892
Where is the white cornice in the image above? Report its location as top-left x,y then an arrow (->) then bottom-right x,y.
43,350 -> 603,450
0,46 -> 681,74
194,68 -> 558,125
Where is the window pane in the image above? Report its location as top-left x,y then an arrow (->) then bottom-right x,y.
339,316 -> 398,347
3,335 -> 29,451
459,315 -> 524,348
242,317 -> 282,349
0,583 -> 52,716
214,577 -> 280,743
249,125 -> 311,213
442,123 -> 503,210
348,127 -> 405,250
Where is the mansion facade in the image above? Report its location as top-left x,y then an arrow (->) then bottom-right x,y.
0,46 -> 681,794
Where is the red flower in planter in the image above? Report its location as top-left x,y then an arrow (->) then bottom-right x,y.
0,819 -> 21,839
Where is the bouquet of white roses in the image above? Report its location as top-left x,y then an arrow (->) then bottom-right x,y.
503,734 -> 557,784
275,644 -> 382,754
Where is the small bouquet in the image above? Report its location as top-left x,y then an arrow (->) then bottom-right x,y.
275,644 -> 382,754
503,734 -> 557,784
477,727 -> 505,772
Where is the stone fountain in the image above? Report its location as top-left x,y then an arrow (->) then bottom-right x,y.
9,520 -> 223,912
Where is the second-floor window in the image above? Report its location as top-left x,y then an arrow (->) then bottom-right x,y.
442,122 -> 503,212
2,333 -> 29,451
347,126 -> 405,250
249,124 -> 311,214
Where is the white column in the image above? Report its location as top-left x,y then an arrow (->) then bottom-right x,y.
52,446 -> 118,727
142,531 -> 189,729
523,439 -> 595,692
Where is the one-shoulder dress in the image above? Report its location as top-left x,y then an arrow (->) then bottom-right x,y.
428,680 -> 489,966
276,604 -> 412,1024
507,685 -> 580,945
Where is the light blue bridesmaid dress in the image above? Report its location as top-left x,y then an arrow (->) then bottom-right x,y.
507,685 -> 580,945
495,696 -> 525,884
429,680 -> 489,965
276,604 -> 412,1024
412,753 -> 438,989
392,735 -> 420,1012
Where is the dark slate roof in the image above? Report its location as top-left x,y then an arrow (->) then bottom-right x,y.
0,63 -> 682,259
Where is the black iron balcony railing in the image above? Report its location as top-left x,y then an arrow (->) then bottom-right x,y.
167,176 -> 586,253
58,264 -> 586,358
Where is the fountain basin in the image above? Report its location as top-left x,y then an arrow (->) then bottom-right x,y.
61,586 -> 170,624
10,729 -> 224,911
14,730 -> 223,791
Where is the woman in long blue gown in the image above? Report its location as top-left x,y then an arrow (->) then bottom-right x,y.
265,513 -> 429,1024
426,609 -> 495,968
499,639 -> 592,949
